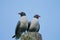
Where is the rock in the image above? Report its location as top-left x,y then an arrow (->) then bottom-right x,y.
20,32 -> 42,40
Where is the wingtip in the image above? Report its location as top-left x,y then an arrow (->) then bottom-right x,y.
12,35 -> 15,38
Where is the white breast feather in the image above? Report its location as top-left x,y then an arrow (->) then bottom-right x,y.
30,18 -> 38,29
20,16 -> 28,28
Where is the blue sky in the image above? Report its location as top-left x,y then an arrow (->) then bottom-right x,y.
0,0 -> 60,40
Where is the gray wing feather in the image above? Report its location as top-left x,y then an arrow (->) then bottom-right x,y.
37,23 -> 40,32
15,21 -> 20,34
12,21 -> 20,38
15,21 -> 21,39
27,21 -> 31,31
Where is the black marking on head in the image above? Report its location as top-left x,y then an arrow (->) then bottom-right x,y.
18,12 -> 26,16
34,14 -> 40,19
